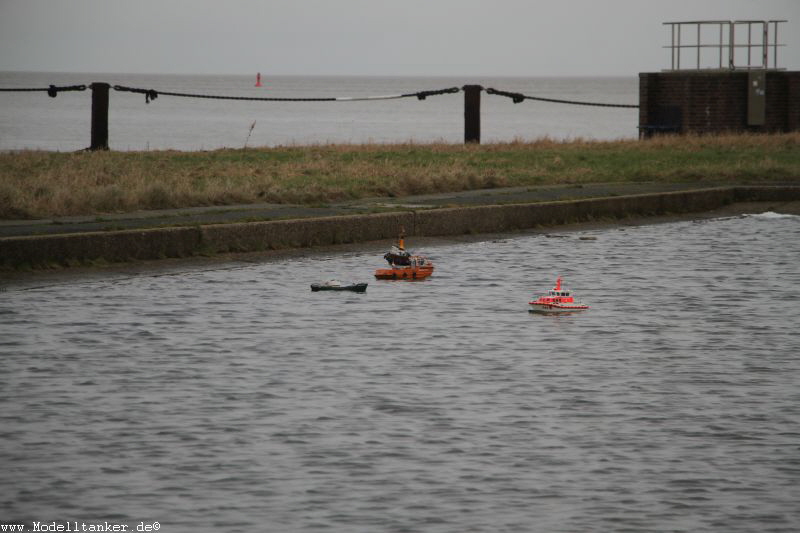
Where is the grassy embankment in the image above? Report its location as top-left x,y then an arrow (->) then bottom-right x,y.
1,133 -> 799,219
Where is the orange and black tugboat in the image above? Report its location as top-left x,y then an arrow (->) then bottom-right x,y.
374,231 -> 434,280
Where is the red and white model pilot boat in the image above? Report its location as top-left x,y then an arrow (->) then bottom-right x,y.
529,276 -> 589,314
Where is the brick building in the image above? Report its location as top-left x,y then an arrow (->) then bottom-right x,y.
639,70 -> 800,136
638,20 -> 799,136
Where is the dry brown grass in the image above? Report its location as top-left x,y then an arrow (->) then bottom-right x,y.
1,133 -> 799,219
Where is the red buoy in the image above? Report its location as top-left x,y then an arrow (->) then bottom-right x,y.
255,72 -> 262,87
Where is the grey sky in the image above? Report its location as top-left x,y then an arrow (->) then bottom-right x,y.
1,0 -> 798,76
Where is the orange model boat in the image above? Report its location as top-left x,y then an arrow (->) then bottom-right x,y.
374,231 -> 434,280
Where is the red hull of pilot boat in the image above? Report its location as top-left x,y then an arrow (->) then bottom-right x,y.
529,276 -> 589,313
528,302 -> 589,313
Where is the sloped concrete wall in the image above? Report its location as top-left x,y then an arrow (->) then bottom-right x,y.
1,186 -> 798,269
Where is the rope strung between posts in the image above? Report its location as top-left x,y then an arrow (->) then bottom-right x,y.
485,87 -> 639,108
112,85 -> 461,104
0,84 -> 87,97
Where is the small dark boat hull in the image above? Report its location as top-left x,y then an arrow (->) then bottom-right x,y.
311,283 -> 368,293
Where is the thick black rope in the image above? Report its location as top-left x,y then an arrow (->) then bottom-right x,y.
113,85 -> 334,103
485,87 -> 638,108
0,84 -> 87,97
112,84 -> 461,104
410,87 -> 461,100
1,83 -> 637,108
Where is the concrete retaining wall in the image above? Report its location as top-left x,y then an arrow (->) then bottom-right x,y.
414,188 -> 740,236
199,211 -> 415,254
1,186 -> 798,269
0,226 -> 204,268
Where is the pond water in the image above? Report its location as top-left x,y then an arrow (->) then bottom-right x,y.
2,213 -> 799,532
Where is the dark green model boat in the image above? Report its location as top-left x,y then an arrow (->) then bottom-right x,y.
310,280 -> 368,293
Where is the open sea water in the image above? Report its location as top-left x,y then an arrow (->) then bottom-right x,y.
0,72 -> 639,151
1,213 -> 799,532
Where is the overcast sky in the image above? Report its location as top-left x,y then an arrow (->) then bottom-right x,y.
1,0 -> 798,76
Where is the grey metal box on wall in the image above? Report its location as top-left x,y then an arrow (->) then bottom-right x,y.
748,70 -> 766,126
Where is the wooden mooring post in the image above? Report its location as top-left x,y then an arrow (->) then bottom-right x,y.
90,82 -> 110,150
463,85 -> 482,144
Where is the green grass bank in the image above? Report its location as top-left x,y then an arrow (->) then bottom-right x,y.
1,133 -> 799,220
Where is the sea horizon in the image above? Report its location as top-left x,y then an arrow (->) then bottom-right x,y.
1,72 -> 640,151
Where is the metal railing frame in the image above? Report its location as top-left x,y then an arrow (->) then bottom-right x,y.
664,20 -> 787,71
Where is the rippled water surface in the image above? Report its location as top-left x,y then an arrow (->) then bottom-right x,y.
2,214 -> 800,532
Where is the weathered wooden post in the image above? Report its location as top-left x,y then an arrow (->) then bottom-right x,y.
90,82 -> 110,150
463,84 -> 482,144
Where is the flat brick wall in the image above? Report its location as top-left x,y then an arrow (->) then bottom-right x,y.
639,71 -> 800,136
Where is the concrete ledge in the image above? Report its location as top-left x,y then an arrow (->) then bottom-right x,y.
413,188 -> 739,236
733,185 -> 800,202
200,211 -> 415,253
2,186 -> 798,269
0,226 -> 204,268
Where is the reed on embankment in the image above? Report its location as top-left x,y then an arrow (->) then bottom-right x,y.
1,133 -> 799,219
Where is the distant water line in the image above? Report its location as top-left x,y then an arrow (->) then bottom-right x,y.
0,72 -> 639,151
